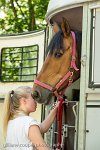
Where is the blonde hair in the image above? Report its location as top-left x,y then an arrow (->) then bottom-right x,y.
3,86 -> 32,137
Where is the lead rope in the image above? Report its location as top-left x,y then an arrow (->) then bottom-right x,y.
56,96 -> 64,149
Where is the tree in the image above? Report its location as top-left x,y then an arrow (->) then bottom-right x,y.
0,0 -> 49,34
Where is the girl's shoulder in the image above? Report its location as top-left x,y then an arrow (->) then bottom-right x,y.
20,115 -> 39,125
11,115 -> 38,123
8,116 -> 40,137
9,115 -> 39,126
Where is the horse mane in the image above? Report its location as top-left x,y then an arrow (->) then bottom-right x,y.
46,30 -> 64,55
74,31 -> 82,68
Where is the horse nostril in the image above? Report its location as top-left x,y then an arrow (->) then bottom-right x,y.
32,91 -> 40,99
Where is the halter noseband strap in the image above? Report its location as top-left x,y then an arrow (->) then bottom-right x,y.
34,80 -> 53,91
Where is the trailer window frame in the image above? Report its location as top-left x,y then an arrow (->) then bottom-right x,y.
89,7 -> 100,88
0,45 -> 39,82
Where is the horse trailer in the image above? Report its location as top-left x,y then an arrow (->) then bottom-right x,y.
44,0 -> 100,150
0,0 -> 100,150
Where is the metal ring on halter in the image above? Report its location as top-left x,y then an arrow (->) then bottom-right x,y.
70,71 -> 74,76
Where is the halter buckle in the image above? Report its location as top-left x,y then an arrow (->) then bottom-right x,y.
70,71 -> 73,77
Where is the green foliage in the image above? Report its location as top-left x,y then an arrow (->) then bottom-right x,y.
0,0 -> 49,34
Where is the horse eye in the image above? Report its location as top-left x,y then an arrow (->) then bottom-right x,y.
54,52 -> 63,58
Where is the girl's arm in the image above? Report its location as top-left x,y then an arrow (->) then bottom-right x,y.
40,102 -> 59,133
28,125 -> 50,150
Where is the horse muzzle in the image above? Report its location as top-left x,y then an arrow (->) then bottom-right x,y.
32,86 -> 53,105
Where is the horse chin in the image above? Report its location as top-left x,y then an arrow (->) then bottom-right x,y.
40,92 -> 53,105
34,97 -> 52,105
35,98 -> 50,105
44,93 -> 53,105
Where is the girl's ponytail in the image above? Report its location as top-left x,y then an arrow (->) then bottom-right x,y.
3,86 -> 32,138
3,91 -> 12,137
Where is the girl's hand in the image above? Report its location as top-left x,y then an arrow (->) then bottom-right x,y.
54,101 -> 60,109
51,101 -> 60,114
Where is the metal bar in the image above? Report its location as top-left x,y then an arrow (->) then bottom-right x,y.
1,74 -> 36,76
2,66 -> 37,69
2,50 -> 38,54
2,58 -> 37,62
2,80 -> 34,82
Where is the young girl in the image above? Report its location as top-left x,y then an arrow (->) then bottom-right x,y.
3,86 -> 59,150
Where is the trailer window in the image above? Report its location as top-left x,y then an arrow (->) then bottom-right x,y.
1,45 -> 39,82
89,8 -> 100,87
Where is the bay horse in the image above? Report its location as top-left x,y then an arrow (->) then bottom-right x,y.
32,18 -> 82,105
32,18 -> 82,150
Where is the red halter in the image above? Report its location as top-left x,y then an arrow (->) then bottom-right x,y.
34,31 -> 79,149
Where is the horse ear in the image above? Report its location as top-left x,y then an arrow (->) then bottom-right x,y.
61,17 -> 71,37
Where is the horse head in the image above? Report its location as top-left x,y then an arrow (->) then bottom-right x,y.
32,18 -> 82,105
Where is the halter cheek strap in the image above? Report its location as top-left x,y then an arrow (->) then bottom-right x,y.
71,31 -> 79,71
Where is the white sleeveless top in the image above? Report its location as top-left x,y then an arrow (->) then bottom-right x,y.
5,116 -> 40,150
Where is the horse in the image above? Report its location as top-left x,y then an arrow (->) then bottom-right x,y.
32,17 -> 82,105
32,17 -> 82,150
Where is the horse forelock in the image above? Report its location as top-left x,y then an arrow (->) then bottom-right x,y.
46,30 -> 64,55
